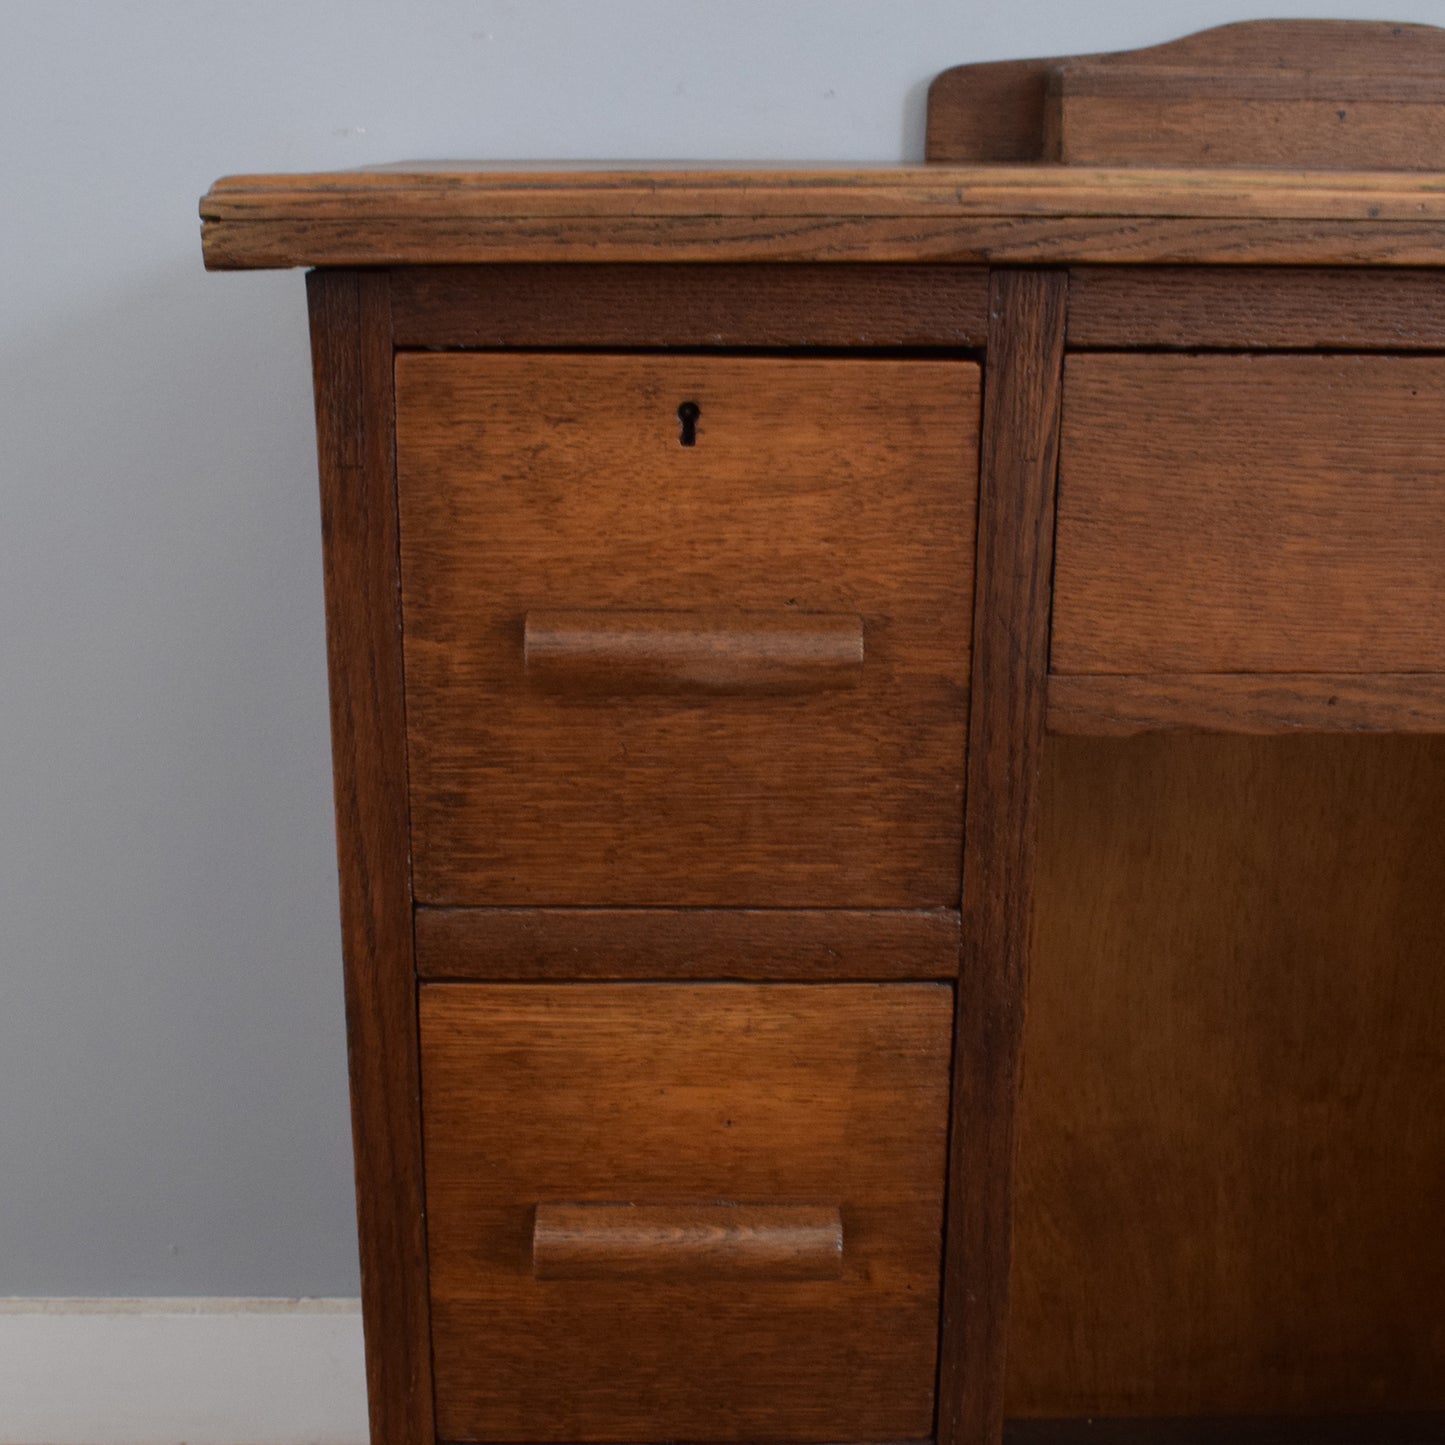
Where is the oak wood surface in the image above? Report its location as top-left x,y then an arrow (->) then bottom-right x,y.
206,214 -> 1445,270
204,163 -> 1445,222
1004,1417 -> 1445,1445
202,166 -> 1445,270
1053,354 -> 1445,676
928,20 -> 1445,162
522,608 -> 864,695
306,271 -> 433,1445
530,1203 -> 844,1281
1047,66 -> 1445,170
938,269 -> 1068,1445
395,353 -> 976,908
1010,734 -> 1445,1416
420,982 -> 952,1442
389,263 -> 990,349
414,906 -> 961,981
238,25 -> 1445,1445
1068,267 -> 1445,349
1048,673 -> 1445,736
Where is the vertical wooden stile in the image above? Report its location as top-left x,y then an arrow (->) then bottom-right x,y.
938,268 -> 1068,1445
307,269 -> 433,1445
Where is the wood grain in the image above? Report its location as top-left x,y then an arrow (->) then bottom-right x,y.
204,213 -> 1445,271
234,29 -> 1445,1445
1047,66 -> 1445,169
928,20 -> 1445,162
414,906 -> 961,981
389,263 -> 990,349
1005,1417 -> 1445,1445
306,271 -> 433,1445
1068,267 -> 1445,350
531,1203 -> 844,1281
420,982 -> 952,1442
395,353 -> 977,908
202,165 -> 1445,271
1048,673 -> 1445,736
1053,354 -> 1445,676
203,162 -> 1445,222
926,57 -> 1070,165
1009,734 -> 1445,1416
938,269 -> 1068,1445
522,608 -> 864,695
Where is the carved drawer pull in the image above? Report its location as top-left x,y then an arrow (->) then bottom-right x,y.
531,1203 -> 845,1280
523,609 -> 864,695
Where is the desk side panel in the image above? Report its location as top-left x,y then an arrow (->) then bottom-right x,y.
308,269 -> 434,1445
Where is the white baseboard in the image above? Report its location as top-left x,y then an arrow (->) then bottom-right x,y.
0,1297 -> 368,1445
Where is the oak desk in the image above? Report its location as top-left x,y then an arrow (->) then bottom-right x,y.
202,21 -> 1445,1445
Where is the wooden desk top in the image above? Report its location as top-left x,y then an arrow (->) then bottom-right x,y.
199,163 -> 1445,270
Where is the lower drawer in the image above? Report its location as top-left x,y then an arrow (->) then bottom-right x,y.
420,982 -> 953,1443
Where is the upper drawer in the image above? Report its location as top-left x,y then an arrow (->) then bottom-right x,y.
395,353 -> 978,908
1053,354 -> 1445,675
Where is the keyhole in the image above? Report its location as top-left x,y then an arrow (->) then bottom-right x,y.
677,401 -> 701,447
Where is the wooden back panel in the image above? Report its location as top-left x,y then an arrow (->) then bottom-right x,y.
1010,734 -> 1445,1416
927,20 -> 1445,165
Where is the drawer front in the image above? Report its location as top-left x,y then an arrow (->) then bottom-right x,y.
1053,354 -> 1445,675
420,983 -> 952,1443
395,353 -> 978,907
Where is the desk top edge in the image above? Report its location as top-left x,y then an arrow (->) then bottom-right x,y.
198,164 -> 1445,271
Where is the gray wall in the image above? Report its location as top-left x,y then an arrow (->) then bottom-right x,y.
4,0 -> 1437,1298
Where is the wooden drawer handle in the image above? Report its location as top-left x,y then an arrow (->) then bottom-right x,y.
531,1203 -> 844,1280
523,610 -> 864,695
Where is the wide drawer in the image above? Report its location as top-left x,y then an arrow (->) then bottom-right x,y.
420,982 -> 952,1443
1053,354 -> 1445,675
394,353 -> 978,907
